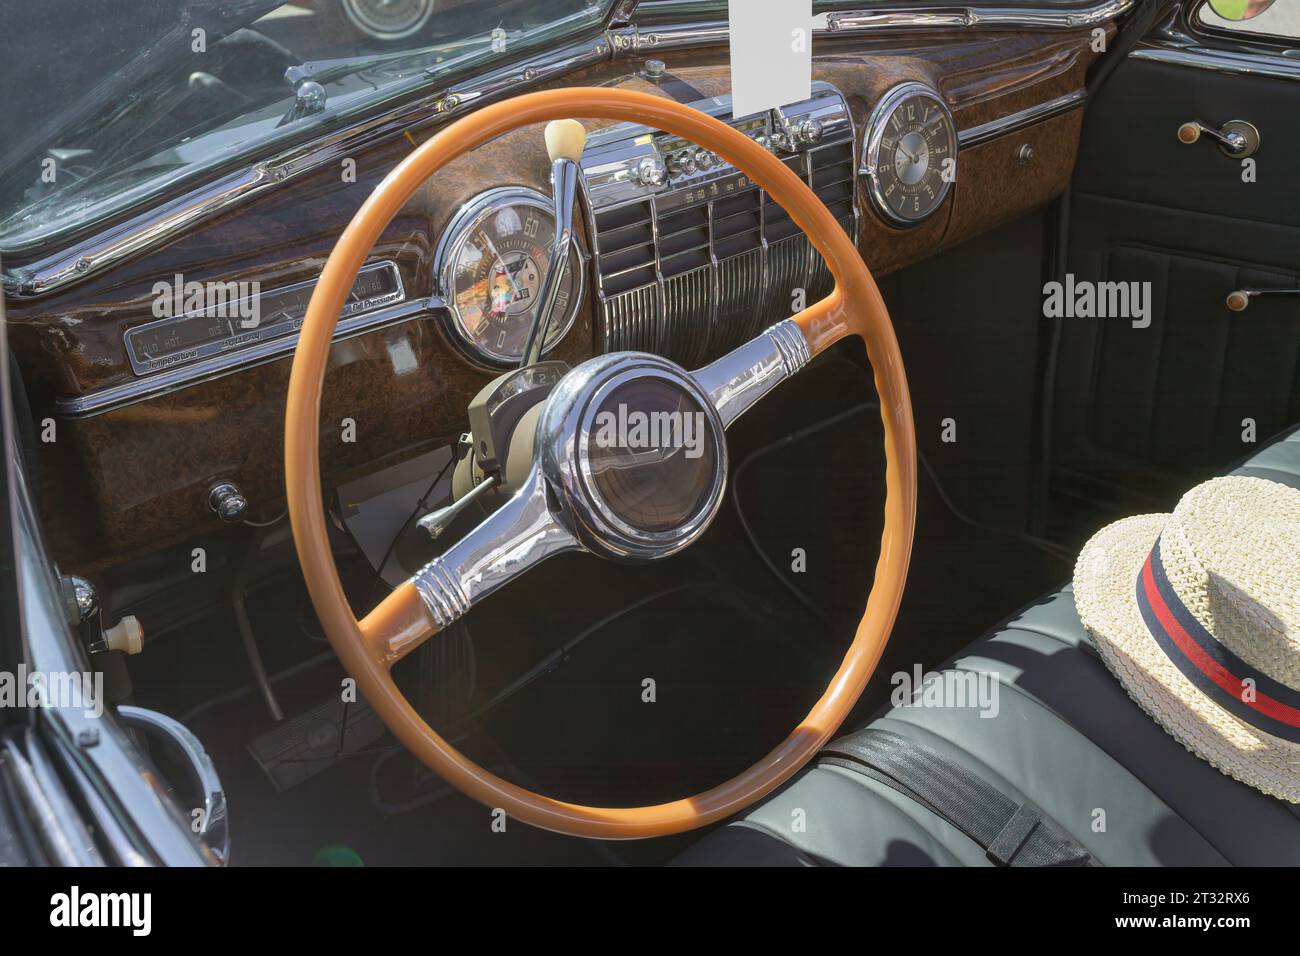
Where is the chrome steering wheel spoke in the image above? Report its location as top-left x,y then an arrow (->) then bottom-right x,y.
405,317 -> 812,633
410,466 -> 579,629
691,318 -> 811,428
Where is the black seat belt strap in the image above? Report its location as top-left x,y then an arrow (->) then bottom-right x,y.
819,729 -> 1092,867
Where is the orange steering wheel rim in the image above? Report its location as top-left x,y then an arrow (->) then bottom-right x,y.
286,86 -> 917,839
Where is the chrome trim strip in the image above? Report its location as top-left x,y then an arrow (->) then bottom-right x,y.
56,295 -> 437,418
1128,44 -> 1300,81
957,88 -> 1087,147
825,0 -> 1133,33
1128,6 -> 1300,82
767,318 -> 811,376
4,1 -> 1134,299
124,260 -> 403,377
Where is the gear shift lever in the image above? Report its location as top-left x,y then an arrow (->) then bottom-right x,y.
520,119 -> 586,367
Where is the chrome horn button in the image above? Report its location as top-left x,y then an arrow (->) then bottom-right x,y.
538,352 -> 727,561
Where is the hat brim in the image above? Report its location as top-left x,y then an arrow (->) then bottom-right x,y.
1073,513 -> 1300,803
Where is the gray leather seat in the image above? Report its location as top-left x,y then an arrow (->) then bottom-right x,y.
677,425 -> 1300,866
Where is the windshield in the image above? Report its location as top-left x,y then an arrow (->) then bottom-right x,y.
0,0 -> 616,253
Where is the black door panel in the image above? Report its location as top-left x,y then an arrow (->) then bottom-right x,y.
1052,49 -> 1300,535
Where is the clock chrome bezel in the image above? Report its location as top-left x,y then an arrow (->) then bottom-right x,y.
860,82 -> 957,229
433,185 -> 586,367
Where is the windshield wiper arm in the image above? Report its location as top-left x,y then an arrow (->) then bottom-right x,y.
282,31 -> 519,92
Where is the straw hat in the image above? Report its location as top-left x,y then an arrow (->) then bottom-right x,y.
1073,475 -> 1300,803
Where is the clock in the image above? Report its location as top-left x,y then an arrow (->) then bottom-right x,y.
861,82 -> 957,227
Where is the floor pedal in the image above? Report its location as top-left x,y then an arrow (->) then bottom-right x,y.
247,695 -> 387,792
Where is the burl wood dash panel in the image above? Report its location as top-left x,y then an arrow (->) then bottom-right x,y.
6,25 -> 1107,569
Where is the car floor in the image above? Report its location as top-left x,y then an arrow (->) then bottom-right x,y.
125,345 -> 1071,866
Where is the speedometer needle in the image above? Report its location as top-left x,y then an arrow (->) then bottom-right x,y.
480,233 -> 523,304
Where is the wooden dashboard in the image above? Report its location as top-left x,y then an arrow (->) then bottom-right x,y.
4,24 -> 1110,570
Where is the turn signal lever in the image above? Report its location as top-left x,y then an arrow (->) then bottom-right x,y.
520,119 -> 586,367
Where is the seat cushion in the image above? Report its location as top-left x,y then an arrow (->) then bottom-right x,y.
676,425 -> 1300,866
1228,422 -> 1300,490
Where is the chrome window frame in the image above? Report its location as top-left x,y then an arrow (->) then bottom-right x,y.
1184,0 -> 1300,52
1128,5 -> 1300,81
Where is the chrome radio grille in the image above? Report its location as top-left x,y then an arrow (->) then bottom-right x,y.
581,83 -> 856,367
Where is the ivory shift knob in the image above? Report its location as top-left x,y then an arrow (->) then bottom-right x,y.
545,119 -> 587,162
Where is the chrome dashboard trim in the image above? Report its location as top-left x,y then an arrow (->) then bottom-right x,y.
582,82 -> 856,362
957,88 -> 1087,147
4,0 -> 1134,300
824,0 -> 1133,33
56,293 -> 438,418
123,260 -> 404,377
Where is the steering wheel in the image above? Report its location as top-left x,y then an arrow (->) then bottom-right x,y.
286,87 -> 916,839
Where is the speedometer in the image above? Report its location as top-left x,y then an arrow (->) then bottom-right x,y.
435,187 -> 584,366
861,82 -> 957,227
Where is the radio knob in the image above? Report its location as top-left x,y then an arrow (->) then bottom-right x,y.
796,119 -> 824,146
668,151 -> 696,177
694,148 -> 715,170
207,481 -> 248,523
634,155 -> 667,187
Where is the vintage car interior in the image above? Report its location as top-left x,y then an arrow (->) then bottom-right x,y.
1,0 -> 1298,867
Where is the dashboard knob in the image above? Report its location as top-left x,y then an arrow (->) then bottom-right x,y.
668,151 -> 696,177
634,155 -> 667,187
796,119 -> 824,145
102,615 -> 144,656
207,481 -> 248,523
694,148 -> 715,170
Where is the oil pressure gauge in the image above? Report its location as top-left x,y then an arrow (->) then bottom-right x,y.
861,82 -> 957,227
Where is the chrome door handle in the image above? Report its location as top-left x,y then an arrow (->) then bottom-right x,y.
1177,119 -> 1260,158
1226,287 -> 1300,312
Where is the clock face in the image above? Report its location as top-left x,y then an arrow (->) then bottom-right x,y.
863,85 -> 957,227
